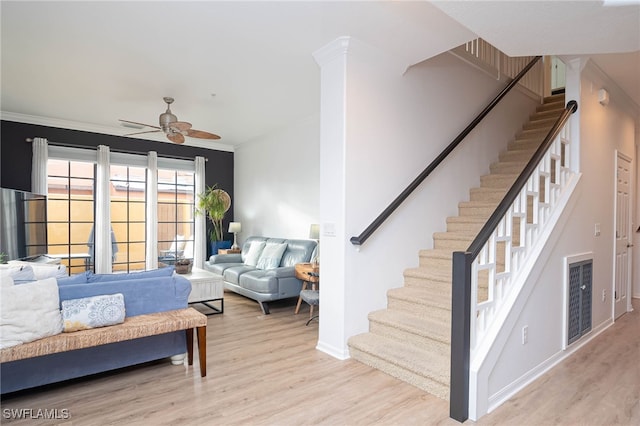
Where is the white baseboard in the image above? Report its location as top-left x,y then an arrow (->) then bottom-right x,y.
487,318 -> 614,413
316,340 -> 350,360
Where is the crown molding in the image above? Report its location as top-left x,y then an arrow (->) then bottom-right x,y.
0,111 -> 234,152
313,36 -> 408,76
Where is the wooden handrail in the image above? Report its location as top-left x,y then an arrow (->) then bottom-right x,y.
350,56 -> 542,246
449,100 -> 578,423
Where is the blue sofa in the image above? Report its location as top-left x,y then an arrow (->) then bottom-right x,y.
0,267 -> 191,394
204,236 -> 316,314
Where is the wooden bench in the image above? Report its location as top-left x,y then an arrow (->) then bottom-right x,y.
0,308 -> 208,377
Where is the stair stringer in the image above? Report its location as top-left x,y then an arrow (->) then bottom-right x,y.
468,172 -> 582,421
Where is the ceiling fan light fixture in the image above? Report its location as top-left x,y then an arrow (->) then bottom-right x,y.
159,110 -> 178,130
121,96 -> 221,143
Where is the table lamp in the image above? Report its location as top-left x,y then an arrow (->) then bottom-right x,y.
229,222 -> 241,250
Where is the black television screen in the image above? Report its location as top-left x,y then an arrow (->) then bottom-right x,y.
0,188 -> 48,261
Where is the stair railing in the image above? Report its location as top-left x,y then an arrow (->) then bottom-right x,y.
350,55 -> 542,247
449,100 -> 578,422
452,38 -> 543,98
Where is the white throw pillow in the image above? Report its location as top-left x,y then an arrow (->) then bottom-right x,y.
29,263 -> 67,279
256,243 -> 288,270
62,293 -> 126,332
0,264 -> 36,284
5,261 -> 67,280
244,241 -> 266,267
0,277 -> 63,349
0,276 -> 15,288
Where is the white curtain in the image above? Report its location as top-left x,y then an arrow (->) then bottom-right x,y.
95,145 -> 112,273
194,156 -> 206,268
31,137 -> 48,195
146,151 -> 159,270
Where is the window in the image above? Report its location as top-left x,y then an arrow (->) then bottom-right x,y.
46,158 -> 95,275
157,169 -> 195,265
110,164 -> 147,272
42,145 -> 203,274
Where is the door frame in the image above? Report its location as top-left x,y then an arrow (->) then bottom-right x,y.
613,150 -> 633,319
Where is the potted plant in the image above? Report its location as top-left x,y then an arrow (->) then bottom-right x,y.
196,184 -> 232,255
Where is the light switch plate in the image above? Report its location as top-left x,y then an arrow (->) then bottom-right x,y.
323,222 -> 336,237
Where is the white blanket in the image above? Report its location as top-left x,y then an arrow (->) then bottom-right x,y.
0,278 -> 63,349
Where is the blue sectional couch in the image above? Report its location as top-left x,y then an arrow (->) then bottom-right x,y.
0,267 -> 191,394
204,236 -> 316,314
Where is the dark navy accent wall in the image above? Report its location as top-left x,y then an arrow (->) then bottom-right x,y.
0,120 -> 234,251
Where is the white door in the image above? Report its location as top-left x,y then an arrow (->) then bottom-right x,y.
551,56 -> 566,92
614,152 -> 632,319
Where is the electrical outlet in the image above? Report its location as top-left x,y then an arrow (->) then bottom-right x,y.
522,325 -> 528,344
602,289 -> 606,302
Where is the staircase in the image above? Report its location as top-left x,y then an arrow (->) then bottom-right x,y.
348,94 -> 566,400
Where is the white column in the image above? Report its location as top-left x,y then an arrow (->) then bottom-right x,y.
313,36 -> 412,359
313,37 -> 351,359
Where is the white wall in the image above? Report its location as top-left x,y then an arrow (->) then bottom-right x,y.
314,37 -> 539,358
635,129 -> 640,298
233,115 -> 320,243
478,58 -> 638,418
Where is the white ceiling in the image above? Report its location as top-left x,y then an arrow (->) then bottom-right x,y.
432,0 -> 640,111
1,1 -> 639,151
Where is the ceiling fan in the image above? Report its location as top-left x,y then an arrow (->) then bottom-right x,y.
120,97 -> 220,144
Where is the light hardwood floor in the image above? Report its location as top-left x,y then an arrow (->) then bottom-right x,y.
1,294 -> 638,425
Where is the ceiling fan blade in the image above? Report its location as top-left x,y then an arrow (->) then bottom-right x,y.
186,129 -> 221,140
119,119 -> 161,129
123,130 -> 162,137
167,132 -> 185,144
169,121 -> 192,131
